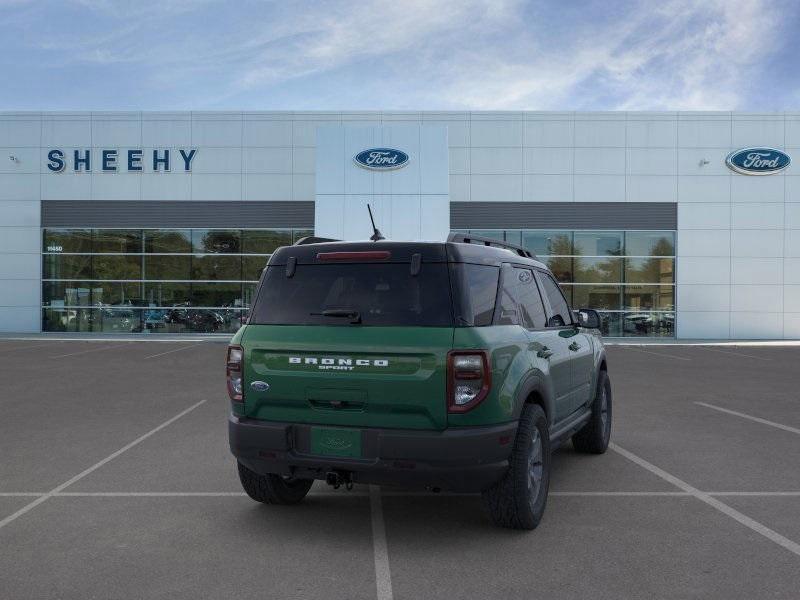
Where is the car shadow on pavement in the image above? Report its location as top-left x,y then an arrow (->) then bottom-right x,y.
235,494 -> 374,541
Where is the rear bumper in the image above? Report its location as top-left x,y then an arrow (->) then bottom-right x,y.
229,414 -> 517,492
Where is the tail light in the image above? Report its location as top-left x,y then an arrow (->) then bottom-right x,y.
447,350 -> 491,413
226,345 -> 244,402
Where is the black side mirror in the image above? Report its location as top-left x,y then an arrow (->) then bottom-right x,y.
574,308 -> 601,329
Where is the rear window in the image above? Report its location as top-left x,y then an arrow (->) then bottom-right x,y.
249,263 -> 453,327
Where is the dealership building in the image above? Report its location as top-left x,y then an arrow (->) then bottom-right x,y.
0,110 -> 798,339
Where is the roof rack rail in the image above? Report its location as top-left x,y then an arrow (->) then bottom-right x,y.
447,233 -> 537,259
293,236 -> 340,245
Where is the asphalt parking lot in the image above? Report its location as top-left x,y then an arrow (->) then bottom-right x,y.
1,338 -> 799,599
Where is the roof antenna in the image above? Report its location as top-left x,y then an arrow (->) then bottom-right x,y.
367,203 -> 385,242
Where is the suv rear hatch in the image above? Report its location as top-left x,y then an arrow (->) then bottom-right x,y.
241,243 -> 454,430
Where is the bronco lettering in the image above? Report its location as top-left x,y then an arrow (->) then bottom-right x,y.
288,356 -> 389,369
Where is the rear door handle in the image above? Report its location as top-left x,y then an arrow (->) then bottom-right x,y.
537,346 -> 554,359
569,342 -> 580,352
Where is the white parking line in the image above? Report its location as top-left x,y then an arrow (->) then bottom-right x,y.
610,442 -> 800,558
1,337 -> 220,342
695,347 -> 771,361
2,490 -> 800,498
50,342 -> 133,358
369,485 -> 394,600
0,400 -> 206,532
620,346 -> 691,361
143,344 -> 203,360
607,341 -> 800,348
55,492 -> 245,497
376,490 -> 692,497
695,402 -> 800,436
0,342 -> 65,355
707,492 -> 800,496
550,491 -> 691,496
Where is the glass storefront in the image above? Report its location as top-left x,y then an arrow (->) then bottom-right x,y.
42,228 -> 312,334
42,227 -> 675,337
458,229 -> 676,337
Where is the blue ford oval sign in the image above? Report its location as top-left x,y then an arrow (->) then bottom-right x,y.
726,147 -> 790,175
354,148 -> 409,170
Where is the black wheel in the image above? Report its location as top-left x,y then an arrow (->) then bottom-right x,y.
482,404 -> 551,530
572,370 -> 612,454
237,462 -> 313,505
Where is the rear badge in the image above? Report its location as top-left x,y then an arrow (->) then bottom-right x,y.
250,381 -> 270,392
288,357 -> 389,371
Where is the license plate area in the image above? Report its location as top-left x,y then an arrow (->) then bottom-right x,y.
310,427 -> 362,458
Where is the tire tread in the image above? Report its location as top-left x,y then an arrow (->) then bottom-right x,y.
572,370 -> 612,454
237,462 -> 313,505
482,404 -> 550,530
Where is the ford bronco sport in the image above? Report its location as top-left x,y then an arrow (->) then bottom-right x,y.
227,233 -> 611,529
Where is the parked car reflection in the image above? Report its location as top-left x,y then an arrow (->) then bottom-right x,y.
42,305 -> 246,334
164,303 -> 225,333
622,312 -> 674,337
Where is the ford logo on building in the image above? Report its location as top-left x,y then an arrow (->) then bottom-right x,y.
354,148 -> 409,170
726,147 -> 790,175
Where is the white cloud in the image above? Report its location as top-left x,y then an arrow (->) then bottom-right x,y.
235,0 -> 520,90
2,0 -> 794,109
612,1 -> 782,109
425,0 -> 786,110
225,0 -> 792,110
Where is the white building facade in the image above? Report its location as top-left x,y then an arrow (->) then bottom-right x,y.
0,110 -> 798,339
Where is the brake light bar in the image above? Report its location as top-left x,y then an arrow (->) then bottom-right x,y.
316,251 -> 391,261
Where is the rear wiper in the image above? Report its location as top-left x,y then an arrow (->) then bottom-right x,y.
311,309 -> 362,324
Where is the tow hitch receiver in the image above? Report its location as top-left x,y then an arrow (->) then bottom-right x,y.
325,470 -> 354,490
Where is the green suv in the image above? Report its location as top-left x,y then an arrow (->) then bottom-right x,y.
227,234 -> 612,529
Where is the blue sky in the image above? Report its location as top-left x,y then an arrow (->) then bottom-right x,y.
2,0 -> 798,111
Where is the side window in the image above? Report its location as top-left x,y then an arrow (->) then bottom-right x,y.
516,269 -> 547,329
451,263 -> 499,326
466,265 -> 499,326
496,267 -> 520,326
538,271 -> 572,327
496,266 -> 547,329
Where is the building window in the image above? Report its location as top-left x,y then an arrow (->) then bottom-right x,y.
453,229 -> 676,338
41,228 -> 311,334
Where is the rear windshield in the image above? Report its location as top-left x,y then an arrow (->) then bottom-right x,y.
249,263 -> 454,327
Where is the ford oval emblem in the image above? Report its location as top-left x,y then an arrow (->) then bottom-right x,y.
354,148 -> 409,171
250,381 -> 269,392
725,147 -> 790,175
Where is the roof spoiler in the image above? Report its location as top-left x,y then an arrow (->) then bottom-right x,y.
447,233 -> 537,259
293,236 -> 340,245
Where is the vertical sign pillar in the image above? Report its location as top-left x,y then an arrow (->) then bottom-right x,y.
314,124 -> 449,241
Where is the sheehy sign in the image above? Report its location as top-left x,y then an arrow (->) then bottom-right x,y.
46,148 -> 197,172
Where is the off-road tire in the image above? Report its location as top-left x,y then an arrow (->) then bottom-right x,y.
237,462 -> 314,505
482,404 -> 551,530
572,370 -> 612,454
